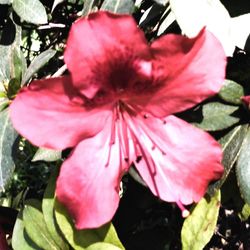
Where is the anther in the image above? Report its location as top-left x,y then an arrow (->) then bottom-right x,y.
143,114 -> 149,119
136,156 -> 142,163
176,200 -> 190,218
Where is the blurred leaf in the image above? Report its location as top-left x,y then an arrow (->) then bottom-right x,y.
139,4 -> 165,27
157,10 -> 175,36
101,0 -> 134,14
230,14 -> 250,52
86,243 -> 122,250
219,80 -> 244,105
194,102 -> 239,131
55,200 -> 124,250
153,0 -> 169,5
238,203 -> 250,221
169,0 -> 234,56
42,167 -> 69,250
23,199 -> 60,250
0,101 -> 9,112
208,124 -> 248,195
52,0 -> 64,12
181,191 -> 221,250
82,0 -> 99,16
236,127 -> 250,204
12,211 -> 42,250
0,109 -> 18,192
12,0 -> 47,25
22,49 -> 56,85
0,0 -> 11,4
32,148 -> 61,162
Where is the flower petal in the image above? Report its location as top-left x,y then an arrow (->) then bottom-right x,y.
64,11 -> 151,98
128,114 -> 223,205
10,76 -> 111,149
142,29 -> 226,117
56,117 -> 128,229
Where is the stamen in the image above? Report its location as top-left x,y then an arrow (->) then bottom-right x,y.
117,106 -> 130,163
105,109 -> 117,167
176,201 -> 190,218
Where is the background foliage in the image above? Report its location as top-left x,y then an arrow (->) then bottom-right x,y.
0,0 -> 250,249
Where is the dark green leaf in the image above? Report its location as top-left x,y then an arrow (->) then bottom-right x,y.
194,102 -> 239,131
101,0 -> 134,14
181,191 -> 221,250
32,148 -> 61,162
23,199 -> 60,250
86,243 -> 122,250
208,125 -> 249,195
219,80 -> 244,105
22,49 -> 56,85
12,210 -> 43,250
236,127 -> 250,204
42,168 -> 69,250
0,109 -> 18,192
7,78 -> 21,99
55,200 -> 124,250
12,0 -> 47,25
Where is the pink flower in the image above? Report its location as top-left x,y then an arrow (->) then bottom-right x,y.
10,11 -> 226,229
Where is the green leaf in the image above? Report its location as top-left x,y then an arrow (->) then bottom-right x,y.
12,47 -> 27,82
12,0 -> 47,25
23,199 -> 60,250
219,80 -> 244,105
0,19 -> 22,82
82,0 -> 99,16
236,127 -> 250,204
238,203 -> 250,221
86,243 -> 122,250
0,109 -> 18,192
101,0 -> 134,14
55,200 -> 124,250
181,191 -> 221,250
12,210 -> 43,250
42,168 -> 69,250
194,102 -> 239,131
208,125 -> 249,195
22,49 -> 56,85
32,148 -> 62,162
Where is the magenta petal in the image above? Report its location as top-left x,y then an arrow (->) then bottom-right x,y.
56,118 -> 127,229
131,115 -> 223,205
64,11 -> 151,98
10,76 -> 112,149
145,29 -> 226,117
